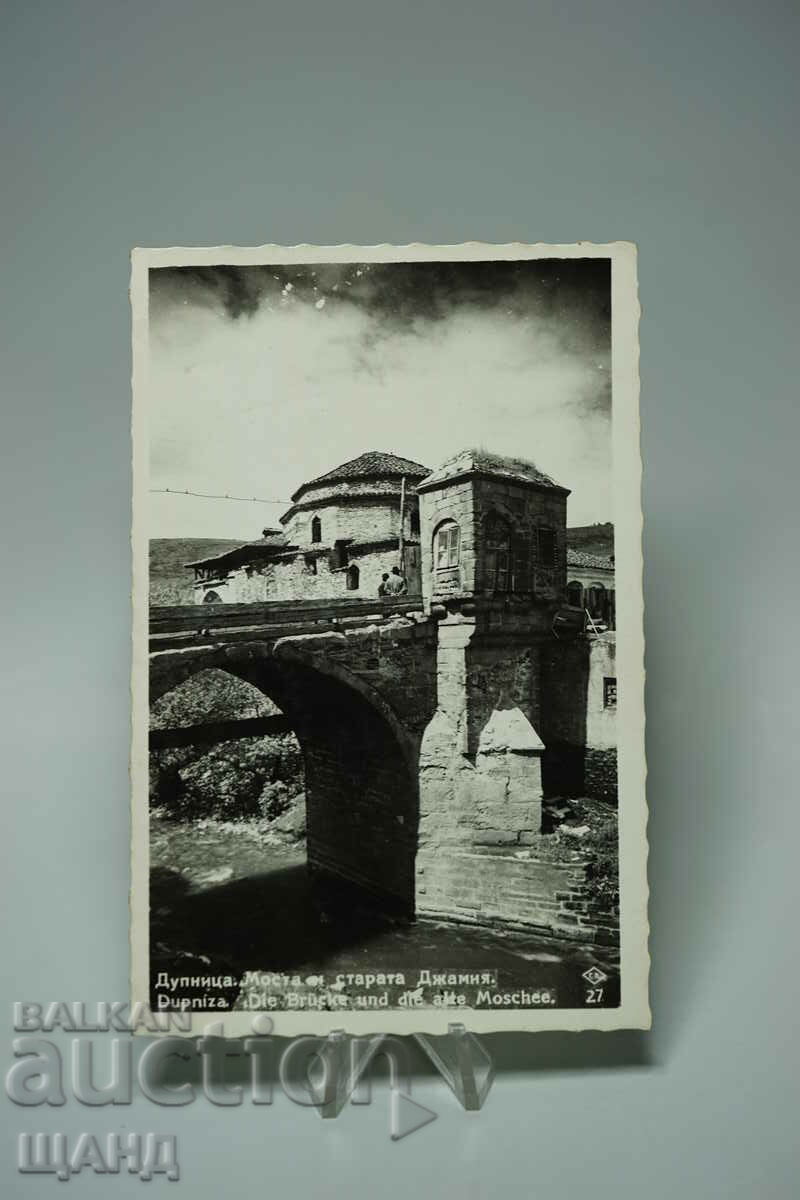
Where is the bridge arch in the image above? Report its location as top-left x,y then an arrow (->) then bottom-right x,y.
149,641 -> 419,914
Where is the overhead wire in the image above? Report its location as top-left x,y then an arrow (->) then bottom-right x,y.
149,488 -> 289,505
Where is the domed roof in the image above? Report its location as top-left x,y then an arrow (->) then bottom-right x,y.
417,448 -> 569,494
291,450 -> 430,501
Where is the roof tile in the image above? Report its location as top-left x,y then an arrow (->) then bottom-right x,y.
294,451 -> 430,499
566,549 -> 614,570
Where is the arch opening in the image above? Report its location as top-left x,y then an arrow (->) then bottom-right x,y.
148,650 -> 419,1002
566,580 -> 583,607
149,668 -> 304,824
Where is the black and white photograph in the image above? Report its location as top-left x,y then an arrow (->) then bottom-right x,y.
131,243 -> 647,1033
7,1 -> 799,1192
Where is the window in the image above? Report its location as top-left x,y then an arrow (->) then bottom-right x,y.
410,508 -> 420,537
310,516 -> 322,543
485,513 -> 511,591
566,580 -> 583,607
435,521 -> 460,569
346,563 -> 360,591
203,590 -> 222,603
511,532 -> 532,592
537,527 -> 556,567
587,583 -> 606,618
304,554 -> 317,575
603,677 -> 617,708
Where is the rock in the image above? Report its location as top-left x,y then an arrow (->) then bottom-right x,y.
192,866 -> 234,886
271,796 -> 306,838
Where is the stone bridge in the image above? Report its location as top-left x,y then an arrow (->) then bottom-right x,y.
149,593 -> 613,935
151,597 -> 438,915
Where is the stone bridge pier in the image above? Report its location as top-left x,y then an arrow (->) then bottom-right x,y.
415,604 -> 552,921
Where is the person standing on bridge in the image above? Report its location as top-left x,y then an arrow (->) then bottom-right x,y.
377,572 -> 390,597
385,565 -> 407,596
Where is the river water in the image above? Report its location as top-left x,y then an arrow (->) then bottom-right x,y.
150,817 -> 620,1012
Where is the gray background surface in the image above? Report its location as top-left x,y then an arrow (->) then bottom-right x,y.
1,1 -> 797,1195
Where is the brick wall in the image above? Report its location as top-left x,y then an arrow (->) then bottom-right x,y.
304,724 -> 416,911
263,633 -> 436,912
416,847 -> 618,945
584,748 -> 618,804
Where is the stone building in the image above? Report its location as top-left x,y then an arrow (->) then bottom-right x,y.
416,447 -> 569,607
186,450 -> 430,603
182,450 -> 617,804
155,444 -> 621,936
566,549 -> 616,630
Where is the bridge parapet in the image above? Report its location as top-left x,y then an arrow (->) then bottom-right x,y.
149,596 -> 426,653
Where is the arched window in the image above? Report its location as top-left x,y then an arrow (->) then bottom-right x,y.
346,563 -> 360,591
203,590 -> 222,603
587,583 -> 606,618
566,581 -> 583,608
310,515 -> 322,544
434,520 -> 460,569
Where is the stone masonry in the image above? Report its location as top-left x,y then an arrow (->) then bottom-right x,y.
153,447 -> 619,939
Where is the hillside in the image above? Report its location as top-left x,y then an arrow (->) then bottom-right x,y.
149,538 -> 242,605
567,523 -> 614,559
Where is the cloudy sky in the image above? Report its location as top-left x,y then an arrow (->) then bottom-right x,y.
147,258 -> 612,539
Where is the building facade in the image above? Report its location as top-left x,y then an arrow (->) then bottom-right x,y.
416,448 -> 570,607
184,449 -> 616,632
565,550 -> 616,630
186,451 -> 430,603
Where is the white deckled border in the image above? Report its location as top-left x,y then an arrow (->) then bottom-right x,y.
130,242 -> 648,1036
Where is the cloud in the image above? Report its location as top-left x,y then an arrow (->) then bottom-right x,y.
147,259 -> 612,538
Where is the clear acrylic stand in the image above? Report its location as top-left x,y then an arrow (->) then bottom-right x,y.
413,1023 -> 494,1111
309,1022 -> 494,1119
